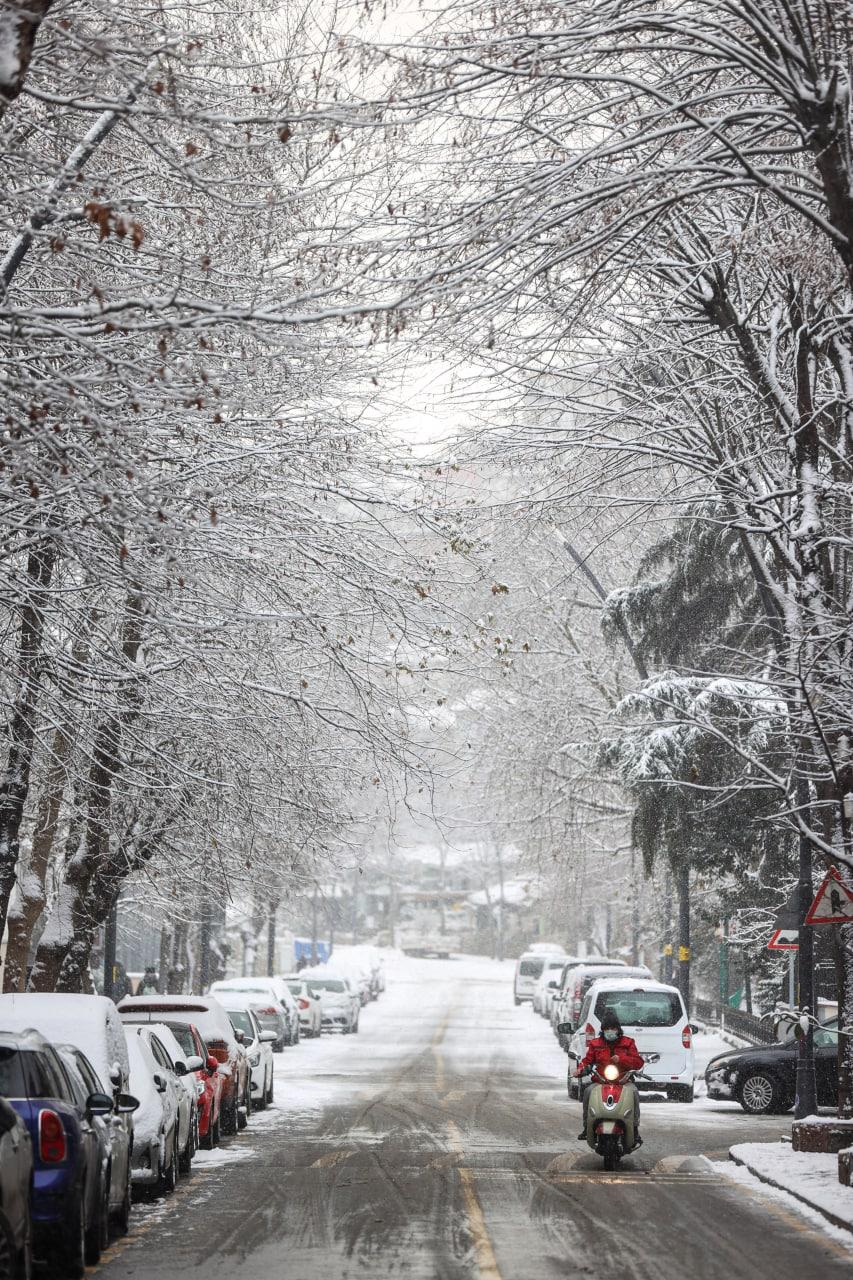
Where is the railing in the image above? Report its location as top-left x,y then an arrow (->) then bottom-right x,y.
694,997 -> 778,1046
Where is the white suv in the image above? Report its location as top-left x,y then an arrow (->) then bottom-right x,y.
567,978 -> 696,1103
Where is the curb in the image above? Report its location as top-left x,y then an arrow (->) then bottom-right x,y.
729,1149 -> 853,1236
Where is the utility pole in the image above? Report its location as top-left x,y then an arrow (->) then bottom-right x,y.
267,900 -> 277,976
103,900 -> 117,1000
795,780 -> 817,1119
199,894 -> 211,993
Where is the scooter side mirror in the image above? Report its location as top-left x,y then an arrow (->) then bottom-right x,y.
567,1050 -> 579,1060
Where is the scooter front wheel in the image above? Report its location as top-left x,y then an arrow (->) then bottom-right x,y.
600,1135 -> 620,1172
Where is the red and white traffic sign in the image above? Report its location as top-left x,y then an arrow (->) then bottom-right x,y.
805,867 -> 853,925
767,929 -> 799,951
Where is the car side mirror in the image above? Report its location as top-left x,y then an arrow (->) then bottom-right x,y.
153,1073 -> 167,1093
258,1030 -> 278,1043
173,1060 -> 188,1076
185,1055 -> 204,1072
109,1063 -> 123,1088
116,1093 -> 140,1114
234,1029 -> 245,1045
86,1091 -> 114,1117
557,1022 -> 572,1035
547,980 -> 558,989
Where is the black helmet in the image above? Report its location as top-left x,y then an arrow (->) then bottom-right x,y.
600,1009 -> 622,1038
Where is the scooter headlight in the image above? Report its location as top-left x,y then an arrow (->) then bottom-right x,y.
603,1063 -> 620,1081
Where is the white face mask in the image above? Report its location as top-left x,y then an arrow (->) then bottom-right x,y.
603,1029 -> 619,1043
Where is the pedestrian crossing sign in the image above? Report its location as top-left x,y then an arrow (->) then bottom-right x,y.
805,867 -> 853,925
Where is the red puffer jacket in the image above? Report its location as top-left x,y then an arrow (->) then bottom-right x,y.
577,1034 -> 644,1076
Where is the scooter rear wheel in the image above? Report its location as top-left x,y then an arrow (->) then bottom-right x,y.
600,1135 -> 619,1172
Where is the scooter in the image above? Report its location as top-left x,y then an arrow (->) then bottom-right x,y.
573,1052 -> 659,1171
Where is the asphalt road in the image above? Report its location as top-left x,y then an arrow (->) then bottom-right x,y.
91,957 -> 853,1280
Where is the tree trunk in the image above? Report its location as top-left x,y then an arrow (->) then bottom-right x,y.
676,863 -> 690,1012
3,722 -> 71,991
158,924 -> 171,993
0,0 -> 54,115
0,539 -> 56,944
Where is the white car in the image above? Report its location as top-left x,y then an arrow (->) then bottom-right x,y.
532,957 -> 570,1016
124,1028 -> 181,1195
514,950 -> 566,1005
141,1023 -> 201,1173
301,971 -> 360,1033
209,977 -> 301,1045
283,978 -> 323,1037
567,978 -> 696,1103
220,1002 -> 276,1109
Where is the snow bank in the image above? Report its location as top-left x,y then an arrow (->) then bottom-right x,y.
728,1141 -> 853,1234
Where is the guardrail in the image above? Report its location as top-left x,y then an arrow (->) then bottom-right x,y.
694,997 -> 778,1046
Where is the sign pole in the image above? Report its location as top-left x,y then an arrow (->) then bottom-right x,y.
788,951 -> 795,1009
795,806 -> 817,1119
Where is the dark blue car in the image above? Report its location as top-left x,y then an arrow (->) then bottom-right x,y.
0,1030 -> 113,1279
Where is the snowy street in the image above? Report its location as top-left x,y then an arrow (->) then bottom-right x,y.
90,958 -> 851,1280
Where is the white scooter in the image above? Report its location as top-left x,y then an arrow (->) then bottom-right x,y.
572,1051 -> 659,1171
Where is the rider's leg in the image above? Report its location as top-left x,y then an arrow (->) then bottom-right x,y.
577,1084 -> 591,1140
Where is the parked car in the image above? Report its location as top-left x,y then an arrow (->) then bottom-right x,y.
282,979 -> 322,1038
0,1029 -> 115,1277
566,978 -> 696,1103
556,963 -> 654,1048
137,1025 -> 199,1173
300,973 -> 359,1033
162,1021 -> 223,1148
549,957 -> 623,1033
0,991 -> 136,1237
513,951 -> 567,1005
118,995 -> 249,1136
0,1095 -> 33,1280
220,1004 -> 275,1110
53,1047 -> 113,1257
209,978 -> 300,1046
123,1029 -> 180,1198
705,1017 -> 839,1114
532,957 -> 570,1016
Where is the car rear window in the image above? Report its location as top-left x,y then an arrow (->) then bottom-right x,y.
165,1024 -> 195,1057
309,979 -> 345,992
519,959 -> 544,978
0,1048 -> 26,1098
595,990 -> 683,1027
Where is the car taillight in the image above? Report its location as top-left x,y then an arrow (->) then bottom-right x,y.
584,1023 -> 595,1038
39,1110 -> 67,1163
298,998 -> 309,1010
682,1025 -> 692,1049
209,1044 -> 229,1064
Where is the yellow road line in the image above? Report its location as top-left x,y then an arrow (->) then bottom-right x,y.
446,1119 -> 502,1280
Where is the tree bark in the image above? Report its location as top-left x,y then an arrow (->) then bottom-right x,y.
0,538 -> 56,946
0,0 -> 53,116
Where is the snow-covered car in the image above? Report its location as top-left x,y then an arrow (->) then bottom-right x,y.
123,1029 -> 181,1197
163,1021 -> 224,1148
566,978 -> 696,1103
282,978 -> 322,1037
301,971 -> 360,1033
138,1024 -> 200,1173
209,978 -> 301,1046
118,995 -> 249,1135
532,956 -> 570,1016
0,992 -> 137,1234
705,1017 -> 839,1114
549,957 -> 621,1033
514,951 -> 563,1005
220,1003 -> 276,1110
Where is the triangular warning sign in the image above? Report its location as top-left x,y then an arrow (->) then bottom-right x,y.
805,867 -> 853,925
767,928 -> 799,951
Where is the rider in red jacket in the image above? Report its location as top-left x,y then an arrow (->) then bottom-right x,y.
575,1010 -> 644,1141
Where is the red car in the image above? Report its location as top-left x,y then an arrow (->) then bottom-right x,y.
163,1021 -> 224,1148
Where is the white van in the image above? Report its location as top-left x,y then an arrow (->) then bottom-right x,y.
567,978 -> 696,1102
514,951 -> 564,1005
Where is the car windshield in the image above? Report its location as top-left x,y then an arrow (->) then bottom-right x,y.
228,1011 -> 255,1038
519,959 -> 544,978
308,979 -> 345,993
0,1048 -> 25,1097
596,990 -> 682,1027
286,983 -> 302,995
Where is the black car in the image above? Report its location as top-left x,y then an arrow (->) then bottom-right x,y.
705,1017 -> 838,1114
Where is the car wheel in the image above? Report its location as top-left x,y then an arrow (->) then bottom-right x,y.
221,1096 -> 237,1136
666,1084 -> 694,1104
60,1195 -> 87,1279
115,1171 -> 132,1236
179,1131 -> 193,1176
163,1138 -> 178,1194
739,1072 -> 780,1115
265,1075 -> 274,1105
0,1209 -> 17,1280
237,1099 -> 248,1130
514,997 -> 521,1007
83,1177 -> 105,1267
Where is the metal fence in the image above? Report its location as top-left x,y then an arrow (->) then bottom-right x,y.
694,997 -> 778,1046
